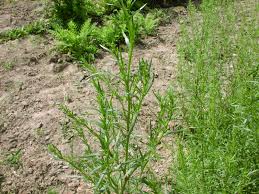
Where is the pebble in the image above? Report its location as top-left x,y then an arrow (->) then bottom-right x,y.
68,181 -> 80,188
62,166 -> 69,169
27,168 -> 33,175
49,55 -> 59,64
29,57 -> 38,65
142,102 -> 148,106
6,181 -> 12,185
21,101 -> 29,109
27,71 -> 38,77
51,63 -> 69,73
45,135 -> 50,141
36,123 -> 43,129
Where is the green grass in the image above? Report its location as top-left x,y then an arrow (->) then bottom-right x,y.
47,188 -> 59,194
49,0 -> 258,193
0,21 -> 49,43
173,0 -> 259,193
1,62 -> 14,71
4,149 -> 22,168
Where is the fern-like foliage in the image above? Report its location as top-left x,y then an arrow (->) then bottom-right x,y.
52,20 -> 98,61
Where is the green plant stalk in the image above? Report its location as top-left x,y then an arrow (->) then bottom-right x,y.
49,1 -> 173,193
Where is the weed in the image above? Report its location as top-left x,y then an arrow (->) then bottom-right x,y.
47,0 -> 259,193
5,149 -> 22,168
1,62 -> 14,71
173,0 -> 259,193
34,127 -> 45,138
49,1 -> 175,193
49,0 -> 166,62
47,187 -> 59,194
134,12 -> 160,36
56,10 -> 161,61
52,20 -> 98,61
50,0 -> 152,26
0,21 -> 49,43
50,0 -> 105,26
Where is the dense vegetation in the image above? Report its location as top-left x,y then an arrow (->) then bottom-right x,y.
50,0 -> 167,61
1,0 -> 257,193
48,0 -> 258,193
174,1 -> 258,193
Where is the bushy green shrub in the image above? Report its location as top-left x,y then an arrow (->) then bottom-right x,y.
51,4 -> 163,61
173,0 -> 258,193
52,20 -> 98,61
134,12 -> 160,35
51,0 -> 107,26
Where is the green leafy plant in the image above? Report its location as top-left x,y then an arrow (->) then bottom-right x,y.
49,0 -> 166,62
51,0 -> 96,26
5,149 -> 22,168
0,21 -> 48,43
1,62 -> 14,71
51,1 -> 164,62
134,12 -> 160,36
52,20 -> 98,61
47,188 -> 59,194
49,1 -> 175,193
50,0 -> 121,26
173,0 -> 258,193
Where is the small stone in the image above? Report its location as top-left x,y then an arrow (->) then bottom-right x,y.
51,63 -> 69,73
64,54 -> 73,62
49,176 -> 55,182
151,121 -> 156,127
57,58 -> 63,63
27,71 -> 37,77
142,102 -> 148,106
28,168 -> 33,174
77,183 -> 89,194
45,135 -> 50,141
21,101 -> 29,109
30,57 -> 38,65
6,181 -> 12,185
157,144 -> 163,150
37,123 -> 43,129
68,181 -> 80,188
9,142 -> 17,149
49,55 -> 59,64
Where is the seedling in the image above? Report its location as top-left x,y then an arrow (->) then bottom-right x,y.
0,21 -> 48,43
1,62 -> 14,71
5,149 -> 22,168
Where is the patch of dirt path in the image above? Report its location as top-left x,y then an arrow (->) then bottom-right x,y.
0,1 -> 182,193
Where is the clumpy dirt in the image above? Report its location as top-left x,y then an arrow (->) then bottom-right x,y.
0,1 -> 183,193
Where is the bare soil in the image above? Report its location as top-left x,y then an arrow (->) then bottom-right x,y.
0,1 -> 183,193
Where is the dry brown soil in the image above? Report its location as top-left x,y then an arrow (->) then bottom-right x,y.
0,1 -> 184,193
